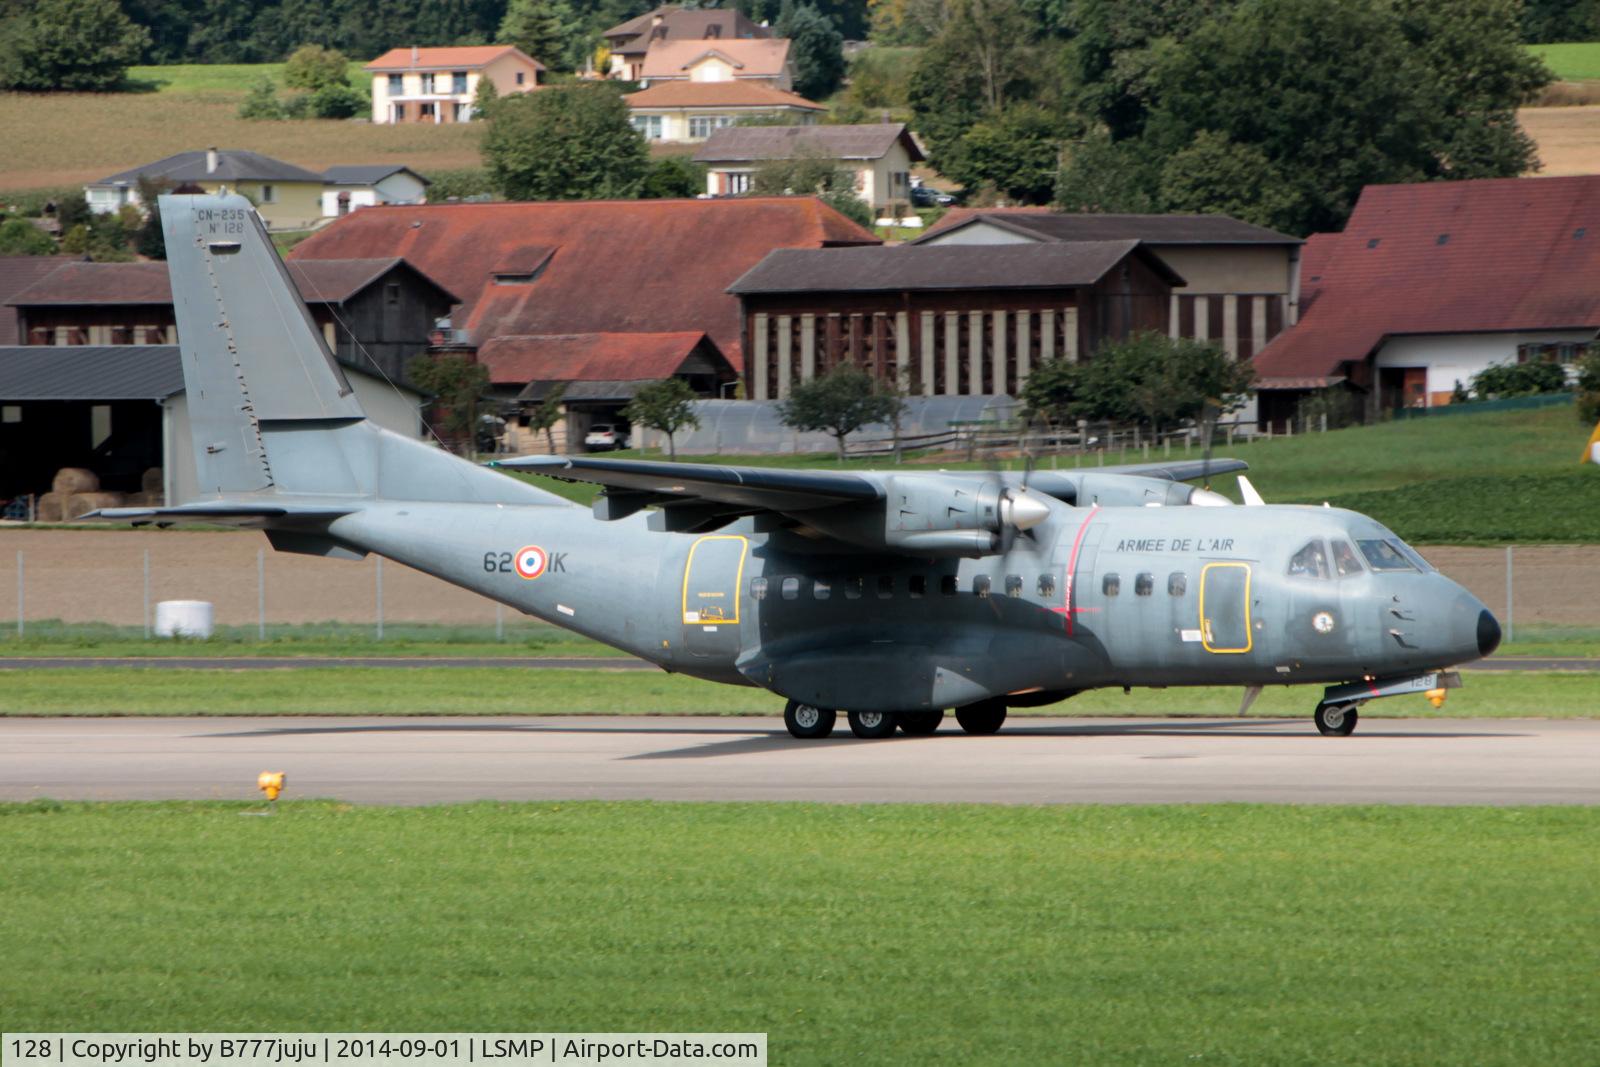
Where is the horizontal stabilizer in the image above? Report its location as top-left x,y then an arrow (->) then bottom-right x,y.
83,503 -> 355,526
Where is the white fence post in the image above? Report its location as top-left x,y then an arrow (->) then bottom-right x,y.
1504,545 -> 1514,645
15,551 -> 22,638
375,556 -> 384,641
143,549 -> 151,639
257,548 -> 266,641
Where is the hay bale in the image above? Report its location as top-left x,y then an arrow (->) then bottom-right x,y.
35,491 -> 66,523
63,492 -> 125,520
141,467 -> 164,494
52,467 -> 99,494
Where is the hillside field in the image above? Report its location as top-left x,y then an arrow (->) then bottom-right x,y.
1529,41 -> 1600,81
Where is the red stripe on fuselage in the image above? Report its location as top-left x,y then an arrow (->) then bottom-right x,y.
1062,504 -> 1101,637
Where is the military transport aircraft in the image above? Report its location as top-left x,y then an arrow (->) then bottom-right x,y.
93,193 -> 1502,739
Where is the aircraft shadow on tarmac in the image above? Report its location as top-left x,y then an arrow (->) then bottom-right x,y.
198,719 -> 1527,761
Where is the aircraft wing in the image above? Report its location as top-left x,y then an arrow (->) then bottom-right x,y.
1093,458 -> 1248,481
493,456 -> 882,514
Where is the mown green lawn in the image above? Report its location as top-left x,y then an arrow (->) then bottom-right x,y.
125,61 -> 371,96
1528,41 -> 1600,81
2,801 -> 1595,1065
0,666 -> 1591,717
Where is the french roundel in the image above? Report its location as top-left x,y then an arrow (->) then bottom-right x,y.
514,545 -> 548,580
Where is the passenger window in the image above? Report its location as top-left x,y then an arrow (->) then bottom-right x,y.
842,576 -> 863,599
909,575 -> 927,598
1135,573 -> 1154,596
878,575 -> 895,598
813,578 -> 831,600
1103,573 -> 1120,596
750,577 -> 768,601
781,577 -> 800,600
1288,539 -> 1332,580
1358,539 -> 1415,572
941,574 -> 958,597
1005,575 -> 1023,597
1168,572 -> 1187,597
973,575 -> 991,598
1037,574 -> 1056,598
1331,540 -> 1363,577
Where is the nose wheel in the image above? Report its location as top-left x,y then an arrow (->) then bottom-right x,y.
784,700 -> 837,739
1314,701 -> 1360,736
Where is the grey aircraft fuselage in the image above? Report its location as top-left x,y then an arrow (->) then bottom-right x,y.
326,492 -> 1492,714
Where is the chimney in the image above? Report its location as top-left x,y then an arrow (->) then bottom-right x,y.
206,147 -> 218,174
411,45 -> 419,66
651,12 -> 664,26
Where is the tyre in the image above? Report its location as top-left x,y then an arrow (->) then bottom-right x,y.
897,710 -> 945,736
955,700 -> 1007,735
784,700 -> 837,739
1314,702 -> 1359,737
847,709 -> 898,739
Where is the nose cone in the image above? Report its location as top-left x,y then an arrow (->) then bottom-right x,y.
1003,490 -> 1052,531
1477,609 -> 1502,658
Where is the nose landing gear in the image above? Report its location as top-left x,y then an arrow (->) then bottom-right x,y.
1314,701 -> 1361,736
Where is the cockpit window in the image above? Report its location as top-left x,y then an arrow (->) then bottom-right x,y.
1331,540 -> 1363,577
1357,539 -> 1416,572
1287,540 -> 1331,580
1395,542 -> 1434,572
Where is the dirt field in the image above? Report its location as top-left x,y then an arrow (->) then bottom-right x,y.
1,528 -> 1595,628
1519,105 -> 1600,176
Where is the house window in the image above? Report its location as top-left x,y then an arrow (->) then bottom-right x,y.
388,73 -> 402,95
452,102 -> 464,122
689,115 -> 733,138
452,71 -> 468,94
420,72 -> 435,94
385,283 -> 400,307
629,114 -> 663,140
726,171 -> 751,194
516,71 -> 526,85
259,184 -> 275,203
2,406 -> 19,424
419,102 -> 436,119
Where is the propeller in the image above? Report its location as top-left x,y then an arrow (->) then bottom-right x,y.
987,417 -> 1050,555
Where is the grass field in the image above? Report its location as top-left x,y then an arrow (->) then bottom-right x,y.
1529,41 -> 1600,81
0,666 -> 1591,717
2,800 -> 1596,1064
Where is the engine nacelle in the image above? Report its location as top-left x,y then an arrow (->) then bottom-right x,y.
796,474 -> 1054,557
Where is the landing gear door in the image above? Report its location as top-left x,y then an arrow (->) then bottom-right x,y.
683,535 -> 747,658
1199,562 -> 1252,654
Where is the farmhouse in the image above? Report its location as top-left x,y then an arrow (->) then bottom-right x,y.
365,45 -> 544,124
321,165 -> 430,217
1254,175 -> 1600,427
5,257 -> 458,384
625,81 -> 823,143
602,5 -> 772,82
288,197 -> 876,445
693,123 -> 923,208
915,209 -> 1303,363
727,242 -> 1184,400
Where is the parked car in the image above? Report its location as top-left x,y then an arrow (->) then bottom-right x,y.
584,424 -> 630,451
911,185 -> 957,207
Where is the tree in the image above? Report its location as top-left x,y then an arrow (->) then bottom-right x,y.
0,0 -> 149,91
1576,344 -> 1600,425
1470,360 -> 1568,399
1156,130 -> 1296,228
777,0 -> 846,101
135,175 -> 169,260
949,103 -> 1065,203
483,84 -> 649,201
405,354 -> 491,453
624,378 -> 702,459
778,363 -> 899,460
307,81 -> 365,118
640,155 -> 705,199
238,77 -> 284,119
499,0 -> 579,70
1023,332 -> 1253,434
1520,0 -> 1600,43
1054,131 -> 1160,213
470,75 -> 498,121
283,43 -> 349,91
526,382 -> 568,453
0,219 -> 55,255
749,150 -> 874,227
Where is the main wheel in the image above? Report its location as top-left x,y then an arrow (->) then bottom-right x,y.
955,700 -> 1007,736
898,710 -> 945,736
1314,702 -> 1359,737
784,700 -> 837,739
847,709 -> 899,739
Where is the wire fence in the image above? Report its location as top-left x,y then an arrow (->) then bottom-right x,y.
1,530 -> 1597,647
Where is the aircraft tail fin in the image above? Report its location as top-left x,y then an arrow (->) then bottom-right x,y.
162,192 -> 367,496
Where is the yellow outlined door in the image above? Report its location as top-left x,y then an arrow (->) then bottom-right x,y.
683,535 -> 747,658
1199,562 -> 1252,653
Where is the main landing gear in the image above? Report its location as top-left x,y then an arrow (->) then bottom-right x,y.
781,702 -> 1004,739
1314,701 -> 1361,737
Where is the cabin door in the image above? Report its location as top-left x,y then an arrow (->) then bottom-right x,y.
682,535 -> 747,658
1199,562 -> 1253,654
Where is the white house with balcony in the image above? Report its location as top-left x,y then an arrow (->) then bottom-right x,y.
364,45 -> 544,124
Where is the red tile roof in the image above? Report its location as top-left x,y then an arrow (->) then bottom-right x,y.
1257,175 -> 1600,380
366,46 -> 544,71
640,38 -> 790,81
7,258 -> 454,307
287,198 -> 879,361
1295,232 -> 1340,315
478,331 -> 726,385
625,81 -> 823,110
